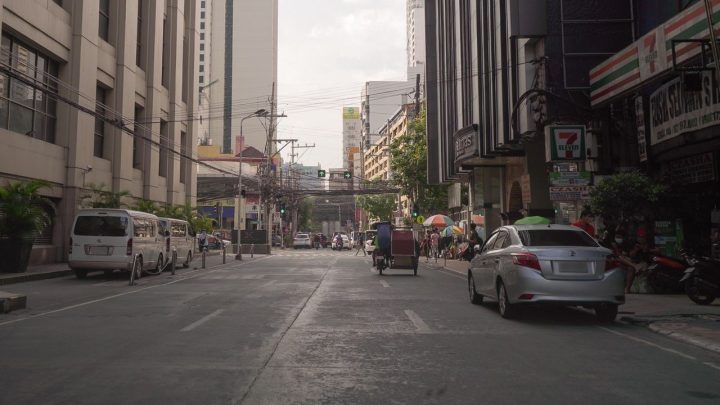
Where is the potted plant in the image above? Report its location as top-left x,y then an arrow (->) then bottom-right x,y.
0,180 -> 55,273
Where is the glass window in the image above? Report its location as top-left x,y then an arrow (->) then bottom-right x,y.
518,229 -> 599,247
172,222 -> 186,237
133,105 -> 143,168
94,86 -> 106,158
74,216 -> 128,237
99,0 -> 110,41
136,0 -> 144,68
133,218 -> 148,237
0,33 -> 58,143
481,233 -> 499,254
491,232 -> 507,250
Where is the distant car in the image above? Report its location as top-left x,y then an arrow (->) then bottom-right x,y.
200,235 -> 230,250
467,225 -> 624,322
272,234 -> 282,247
293,233 -> 312,249
332,234 -> 350,250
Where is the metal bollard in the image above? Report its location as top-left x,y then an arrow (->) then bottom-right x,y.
251,244 -> 255,258
222,245 -> 226,264
202,249 -> 206,269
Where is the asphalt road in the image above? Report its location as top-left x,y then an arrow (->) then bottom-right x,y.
1,249 -> 719,404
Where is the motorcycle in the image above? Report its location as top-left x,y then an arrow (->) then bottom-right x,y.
646,254 -> 687,293
680,252 -> 720,305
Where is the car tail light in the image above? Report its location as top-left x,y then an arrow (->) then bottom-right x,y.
511,253 -> 541,272
69,237 -> 73,254
518,294 -> 534,300
605,255 -> 622,272
126,238 -> 133,256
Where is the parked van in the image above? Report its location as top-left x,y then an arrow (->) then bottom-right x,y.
69,209 -> 164,279
158,217 -> 195,267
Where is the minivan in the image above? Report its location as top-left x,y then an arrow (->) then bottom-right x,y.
69,209 -> 164,279
158,217 -> 195,267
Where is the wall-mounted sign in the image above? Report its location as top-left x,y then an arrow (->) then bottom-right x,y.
454,124 -> 478,163
548,171 -> 592,186
649,71 -> 720,145
661,152 -> 715,185
635,96 -> 648,162
342,107 -> 360,120
549,186 -> 593,201
545,125 -> 586,161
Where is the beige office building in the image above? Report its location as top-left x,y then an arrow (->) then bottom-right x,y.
0,0 -> 200,264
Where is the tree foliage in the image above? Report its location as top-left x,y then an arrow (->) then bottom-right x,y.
83,183 -> 130,209
0,180 -> 55,239
389,108 -> 448,215
357,194 -> 396,222
590,171 -> 665,227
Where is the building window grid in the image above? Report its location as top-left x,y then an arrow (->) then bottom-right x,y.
99,0 -> 110,42
136,0 -> 144,68
0,34 -> 58,144
94,86 -> 107,158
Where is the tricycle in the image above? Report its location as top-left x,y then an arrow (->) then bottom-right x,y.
372,222 -> 419,276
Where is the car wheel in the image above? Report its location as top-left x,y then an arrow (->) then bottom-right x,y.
595,303 -> 618,323
468,272 -> 483,305
146,254 -> 163,275
497,280 -> 517,319
75,269 -> 88,279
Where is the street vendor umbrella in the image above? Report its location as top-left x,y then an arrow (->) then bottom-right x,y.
441,225 -> 463,237
423,214 -> 454,228
514,216 -> 551,225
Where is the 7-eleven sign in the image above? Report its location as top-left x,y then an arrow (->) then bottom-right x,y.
546,125 -> 586,161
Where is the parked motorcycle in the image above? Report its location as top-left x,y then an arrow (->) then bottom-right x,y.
680,252 -> 720,305
646,254 -> 686,294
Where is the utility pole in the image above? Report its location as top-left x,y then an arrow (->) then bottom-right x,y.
415,73 -> 421,116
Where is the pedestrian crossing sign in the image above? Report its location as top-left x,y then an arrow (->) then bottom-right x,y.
416,215 -> 425,224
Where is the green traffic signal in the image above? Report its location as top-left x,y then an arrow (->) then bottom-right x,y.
343,171 -> 352,179
318,170 -> 326,178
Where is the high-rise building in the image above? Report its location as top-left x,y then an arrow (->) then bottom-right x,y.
406,0 -> 425,79
0,0 -> 200,264
200,0 -> 278,154
361,81 -> 414,149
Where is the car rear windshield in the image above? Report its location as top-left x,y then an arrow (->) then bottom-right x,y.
518,229 -> 598,247
296,234 -> 309,239
74,216 -> 128,237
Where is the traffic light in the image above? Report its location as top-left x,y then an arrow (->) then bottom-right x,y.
411,203 -> 419,218
318,169 -> 326,178
279,203 -> 286,215
343,171 -> 352,180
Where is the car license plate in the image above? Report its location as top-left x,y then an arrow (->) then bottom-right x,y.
86,246 -> 112,256
553,261 -> 590,274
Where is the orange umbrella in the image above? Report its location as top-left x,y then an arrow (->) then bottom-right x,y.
472,215 -> 484,225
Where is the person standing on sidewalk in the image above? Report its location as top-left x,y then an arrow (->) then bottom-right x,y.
572,209 -> 596,238
430,228 -> 440,261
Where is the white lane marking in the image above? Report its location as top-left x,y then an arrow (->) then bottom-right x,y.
379,280 -> 390,288
598,326 -> 697,360
404,309 -> 431,333
181,309 -> 224,332
0,257 -> 269,327
704,362 -> 720,372
259,280 -> 276,288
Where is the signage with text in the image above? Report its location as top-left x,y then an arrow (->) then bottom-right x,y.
454,124 -> 478,163
549,186 -> 593,201
548,171 -> 592,186
545,125 -> 586,161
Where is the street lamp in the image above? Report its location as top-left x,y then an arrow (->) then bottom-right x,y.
236,108 -> 268,260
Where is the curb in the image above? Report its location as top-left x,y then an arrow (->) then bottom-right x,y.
0,291 -> 27,313
648,322 -> 720,355
0,270 -> 73,286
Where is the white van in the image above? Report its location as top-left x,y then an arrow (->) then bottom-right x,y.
69,209 -> 164,279
158,217 -> 195,267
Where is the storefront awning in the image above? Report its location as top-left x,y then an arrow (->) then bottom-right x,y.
590,0 -> 720,106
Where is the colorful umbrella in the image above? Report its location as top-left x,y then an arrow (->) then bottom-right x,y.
441,225 -> 463,237
423,214 -> 454,228
514,216 -> 551,225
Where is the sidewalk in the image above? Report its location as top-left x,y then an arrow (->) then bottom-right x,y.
0,250 -> 226,286
431,257 -> 720,354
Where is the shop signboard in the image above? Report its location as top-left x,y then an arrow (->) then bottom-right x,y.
454,125 -> 478,163
549,186 -> 593,201
545,125 -> 586,161
635,96 -> 648,162
660,152 -> 715,185
649,71 -> 720,145
548,171 -> 591,186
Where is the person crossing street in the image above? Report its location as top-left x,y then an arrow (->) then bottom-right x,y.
354,232 -> 366,256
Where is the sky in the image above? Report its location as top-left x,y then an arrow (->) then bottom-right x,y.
277,0 -> 407,170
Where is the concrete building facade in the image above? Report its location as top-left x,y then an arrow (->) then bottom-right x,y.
342,106 -> 360,170
200,0 -> 278,155
361,80 -> 414,149
0,0 -> 200,264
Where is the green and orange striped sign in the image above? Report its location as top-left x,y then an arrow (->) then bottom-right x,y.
591,0 -> 720,106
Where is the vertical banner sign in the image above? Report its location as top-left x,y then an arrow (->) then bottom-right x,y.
635,96 -> 648,162
545,125 -> 586,161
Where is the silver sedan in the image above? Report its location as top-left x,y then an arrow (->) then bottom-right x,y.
467,225 -> 625,322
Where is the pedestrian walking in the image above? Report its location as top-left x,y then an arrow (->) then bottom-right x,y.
354,232 -> 366,256
430,228 -> 440,262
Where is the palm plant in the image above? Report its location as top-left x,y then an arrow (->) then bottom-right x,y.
82,183 -> 130,209
134,198 -> 160,215
0,180 -> 55,272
